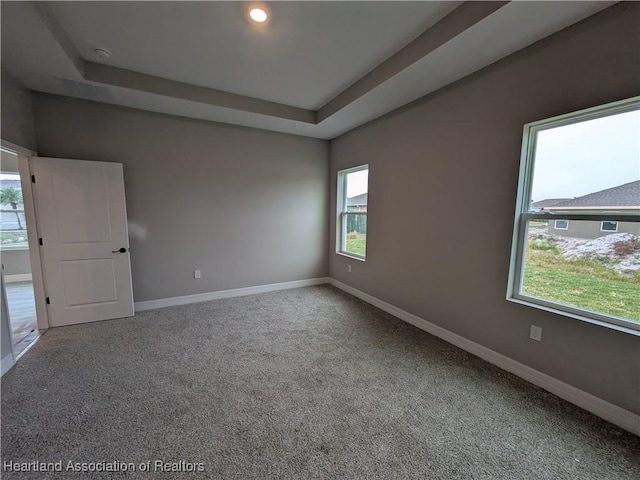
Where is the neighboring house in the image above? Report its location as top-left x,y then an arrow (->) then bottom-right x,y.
346,193 -> 367,235
544,180 -> 640,238
346,193 -> 367,212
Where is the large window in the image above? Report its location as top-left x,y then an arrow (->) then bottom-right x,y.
337,165 -> 368,259
508,97 -> 640,332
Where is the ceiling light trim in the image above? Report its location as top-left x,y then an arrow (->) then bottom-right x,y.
93,48 -> 111,60
248,5 -> 270,24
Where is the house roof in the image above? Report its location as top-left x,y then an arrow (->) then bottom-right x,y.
532,198 -> 570,209
347,193 -> 368,206
547,180 -> 640,209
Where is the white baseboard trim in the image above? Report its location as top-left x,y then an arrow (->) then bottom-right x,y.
328,278 -> 640,436
5,273 -> 32,283
15,334 -> 40,360
1,353 -> 15,376
135,277 -> 331,312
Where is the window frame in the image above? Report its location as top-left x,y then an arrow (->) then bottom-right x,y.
553,219 -> 569,230
336,164 -> 368,261
600,221 -> 619,233
507,96 -> 640,335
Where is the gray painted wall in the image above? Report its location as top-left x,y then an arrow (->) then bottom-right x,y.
32,96 -> 329,302
1,68 -> 37,151
330,4 -> 640,414
1,250 -> 31,276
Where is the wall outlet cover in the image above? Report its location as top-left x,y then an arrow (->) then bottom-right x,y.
530,325 -> 543,341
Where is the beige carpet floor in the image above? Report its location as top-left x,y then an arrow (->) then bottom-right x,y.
2,285 -> 638,479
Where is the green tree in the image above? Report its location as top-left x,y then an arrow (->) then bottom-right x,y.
0,187 -> 24,230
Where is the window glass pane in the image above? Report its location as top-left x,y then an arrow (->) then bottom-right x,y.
344,213 -> 366,257
522,218 -> 640,323
345,169 -> 368,212
601,221 -> 618,232
554,220 -> 568,230
341,167 -> 368,257
529,110 -> 640,213
0,173 -> 27,250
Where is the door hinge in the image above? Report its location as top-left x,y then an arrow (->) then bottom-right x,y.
39,237 -> 43,246
31,174 -> 36,183
46,297 -> 50,305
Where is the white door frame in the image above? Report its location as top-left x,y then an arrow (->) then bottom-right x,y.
1,140 -> 49,331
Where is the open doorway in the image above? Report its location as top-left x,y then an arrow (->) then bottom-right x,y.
1,148 -> 38,357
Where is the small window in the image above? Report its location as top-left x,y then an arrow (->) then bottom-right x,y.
508,97 -> 640,332
554,220 -> 569,230
337,165 -> 368,259
601,221 -> 618,232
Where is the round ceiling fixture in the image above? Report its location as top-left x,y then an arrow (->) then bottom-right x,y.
249,7 -> 268,23
94,48 -> 111,59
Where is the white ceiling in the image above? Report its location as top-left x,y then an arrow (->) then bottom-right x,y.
49,1 -> 460,110
1,1 -> 616,139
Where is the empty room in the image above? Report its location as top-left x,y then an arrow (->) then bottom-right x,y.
1,2 -> 639,479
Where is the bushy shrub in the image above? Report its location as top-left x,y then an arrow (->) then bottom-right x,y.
528,238 -> 559,254
614,237 -> 640,256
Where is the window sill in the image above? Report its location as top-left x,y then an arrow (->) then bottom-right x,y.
507,295 -> 640,337
336,251 -> 366,262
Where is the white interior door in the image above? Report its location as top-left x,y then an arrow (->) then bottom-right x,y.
30,157 -> 134,327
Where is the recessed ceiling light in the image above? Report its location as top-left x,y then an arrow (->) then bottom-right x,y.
94,48 -> 111,59
249,7 -> 268,23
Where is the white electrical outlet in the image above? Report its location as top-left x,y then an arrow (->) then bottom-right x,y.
194,270 -> 201,279
530,325 -> 543,342
348,265 -> 352,273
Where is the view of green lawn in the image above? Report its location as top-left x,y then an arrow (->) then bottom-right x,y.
0,231 -> 28,249
523,246 -> 640,323
346,233 -> 366,256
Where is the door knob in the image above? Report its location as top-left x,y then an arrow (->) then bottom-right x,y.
112,247 -> 128,254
